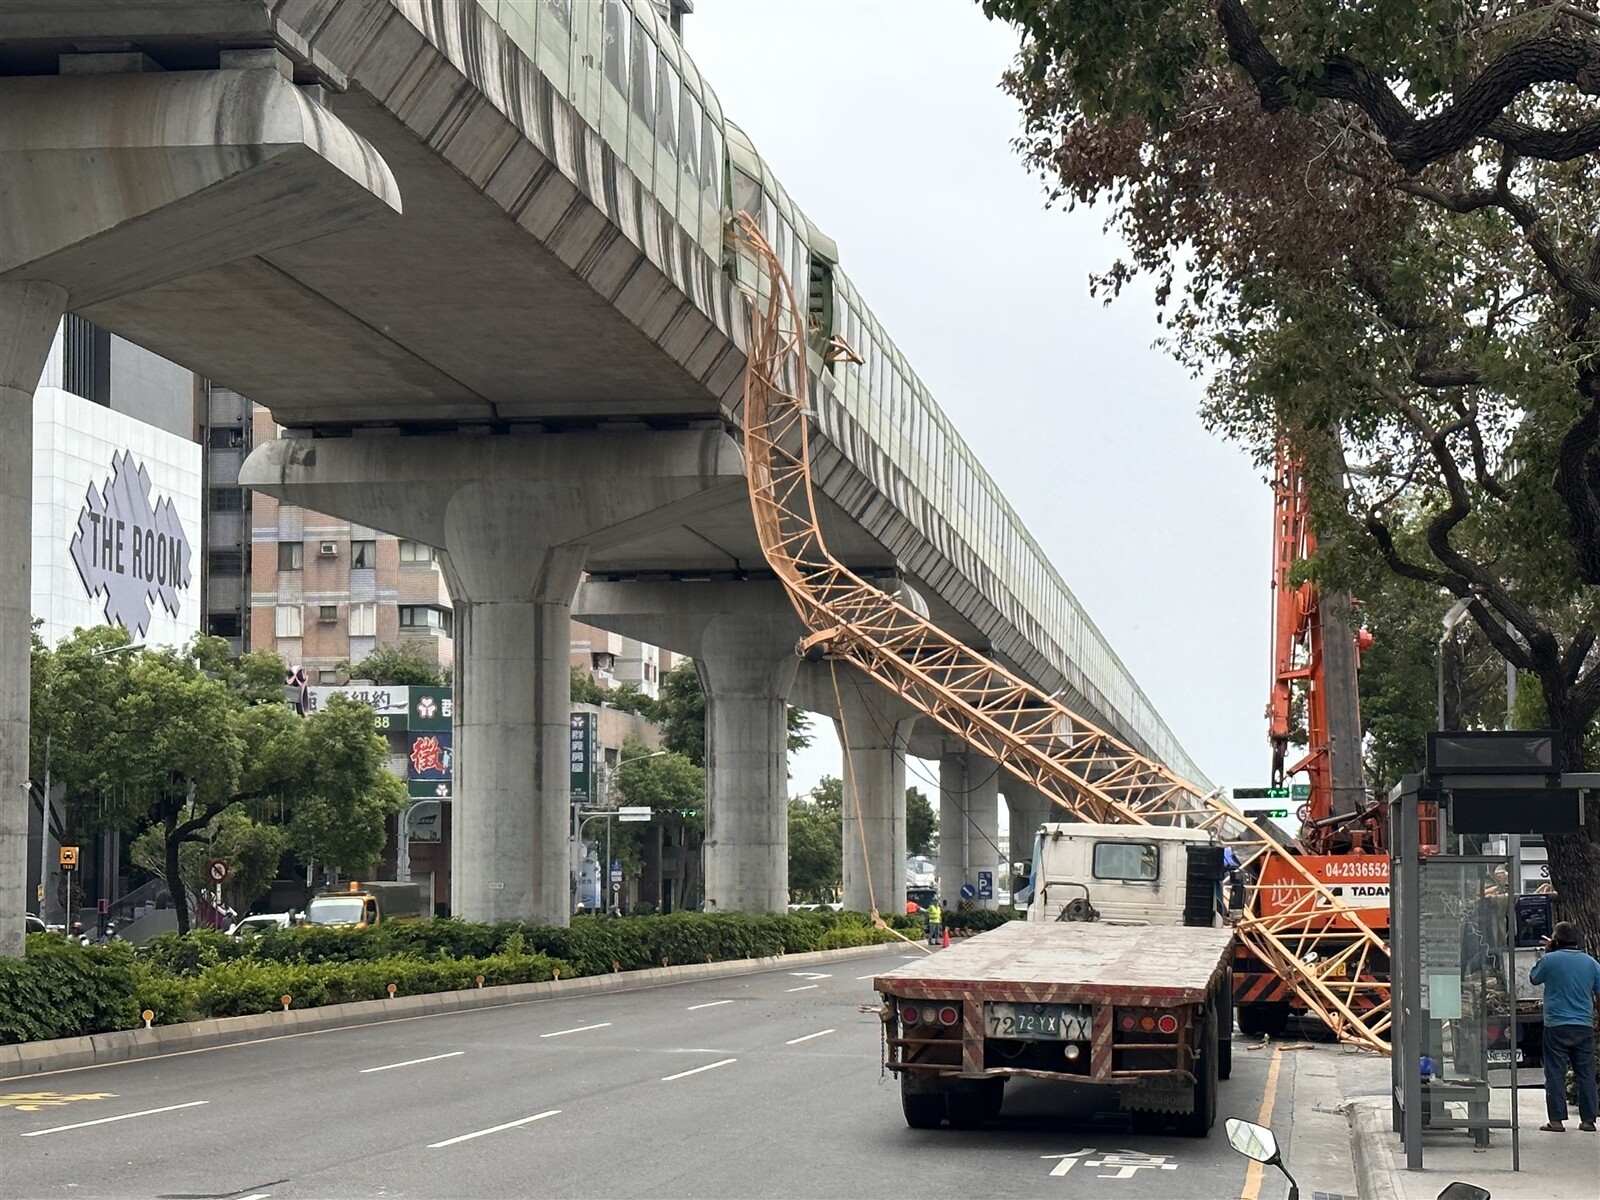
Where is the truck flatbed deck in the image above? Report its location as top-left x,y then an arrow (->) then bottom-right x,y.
876,921 -> 1235,1005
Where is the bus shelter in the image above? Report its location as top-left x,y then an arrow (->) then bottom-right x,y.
1388,731 -> 1593,1172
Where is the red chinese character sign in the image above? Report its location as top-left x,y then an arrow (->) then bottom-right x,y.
407,732 -> 452,790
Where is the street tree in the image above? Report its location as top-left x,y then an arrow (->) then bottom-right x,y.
983,0 -> 1600,941
788,796 -> 842,901
614,743 -> 707,907
906,786 -> 938,856
130,805 -> 288,916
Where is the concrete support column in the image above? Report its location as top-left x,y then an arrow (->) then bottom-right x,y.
443,486 -> 589,926
834,672 -> 915,914
938,748 -> 971,911
938,748 -> 1002,910
244,430 -> 743,927
965,754 -> 1002,911
0,283 -> 67,959
574,580 -> 804,913
698,625 -> 800,913
1004,779 -> 1049,861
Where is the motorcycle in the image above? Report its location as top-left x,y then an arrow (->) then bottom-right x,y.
1224,1118 -> 1489,1200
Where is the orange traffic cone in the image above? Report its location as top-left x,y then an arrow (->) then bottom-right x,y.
941,926 -> 951,948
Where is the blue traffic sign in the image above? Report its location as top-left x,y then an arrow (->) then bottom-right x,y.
977,871 -> 993,900
959,883 -> 976,900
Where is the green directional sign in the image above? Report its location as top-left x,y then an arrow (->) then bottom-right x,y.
1290,783 -> 1311,801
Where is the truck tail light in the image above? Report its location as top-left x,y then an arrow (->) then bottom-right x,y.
1157,1014 -> 1179,1034
1119,1014 -> 1136,1031
1139,1015 -> 1156,1032
938,1006 -> 960,1027
901,1005 -> 921,1025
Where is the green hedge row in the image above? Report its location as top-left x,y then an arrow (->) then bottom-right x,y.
3,911 -> 907,1044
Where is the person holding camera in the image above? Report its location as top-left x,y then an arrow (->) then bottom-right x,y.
1530,921 -> 1600,1132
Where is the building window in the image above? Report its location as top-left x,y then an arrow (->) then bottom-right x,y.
207,426 -> 245,449
398,540 -> 435,564
351,539 -> 377,570
208,550 -> 243,576
209,487 -> 245,512
592,651 -> 616,673
399,605 -> 453,636
278,541 -> 303,571
318,669 -> 340,684
348,603 -> 377,637
318,604 -> 339,623
208,613 -> 242,638
274,605 -> 303,638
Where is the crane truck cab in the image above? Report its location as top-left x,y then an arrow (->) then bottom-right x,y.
303,880 -> 429,929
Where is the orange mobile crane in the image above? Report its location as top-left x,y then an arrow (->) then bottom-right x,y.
1231,446 -> 1390,1037
730,215 -> 1392,1051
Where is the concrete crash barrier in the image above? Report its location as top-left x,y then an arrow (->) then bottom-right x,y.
0,942 -> 901,1080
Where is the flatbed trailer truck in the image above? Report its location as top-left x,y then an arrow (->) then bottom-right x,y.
875,824 -> 1236,1135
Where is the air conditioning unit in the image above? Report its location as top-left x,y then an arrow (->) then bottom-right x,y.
318,540 -> 338,557
318,605 -> 338,623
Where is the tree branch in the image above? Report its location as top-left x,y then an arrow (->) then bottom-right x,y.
1216,0 -> 1600,169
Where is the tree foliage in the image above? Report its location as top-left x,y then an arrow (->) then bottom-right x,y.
344,641 -> 449,687
906,786 -> 939,856
32,632 -> 404,934
788,776 -> 844,901
984,0 -> 1600,941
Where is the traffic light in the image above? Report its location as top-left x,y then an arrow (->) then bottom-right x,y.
1232,787 -> 1291,800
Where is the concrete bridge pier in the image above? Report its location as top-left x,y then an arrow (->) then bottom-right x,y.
825,669 -> 915,915
1,284 -> 67,959
574,580 -> 804,913
938,748 -> 1003,911
242,430 -> 742,927
1004,778 -> 1050,859
0,62 -> 400,957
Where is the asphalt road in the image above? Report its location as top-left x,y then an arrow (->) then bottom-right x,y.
1,947 -> 1308,1200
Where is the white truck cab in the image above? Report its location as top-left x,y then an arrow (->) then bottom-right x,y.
1027,823 -> 1221,927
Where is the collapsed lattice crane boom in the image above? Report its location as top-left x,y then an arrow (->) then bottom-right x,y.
731,214 -> 1392,1051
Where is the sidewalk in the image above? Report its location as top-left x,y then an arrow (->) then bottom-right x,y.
1349,1084 -> 1600,1199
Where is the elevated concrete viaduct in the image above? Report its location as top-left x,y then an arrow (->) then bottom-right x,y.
1,0 -> 1205,950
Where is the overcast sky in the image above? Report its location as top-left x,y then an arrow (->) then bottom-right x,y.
684,0 -> 1271,807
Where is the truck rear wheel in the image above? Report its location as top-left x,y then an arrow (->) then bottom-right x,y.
1177,1007 -> 1218,1137
900,1077 -> 945,1130
1238,1000 -> 1289,1038
945,1091 -> 986,1129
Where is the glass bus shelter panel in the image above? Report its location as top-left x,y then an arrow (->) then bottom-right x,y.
1416,855 -> 1515,1148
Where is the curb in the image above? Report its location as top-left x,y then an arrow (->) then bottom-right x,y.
1348,1096 -> 1403,1200
0,940 -> 905,1081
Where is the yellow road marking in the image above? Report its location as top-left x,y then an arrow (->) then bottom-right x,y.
1240,1047 -> 1284,1200
0,1091 -> 116,1113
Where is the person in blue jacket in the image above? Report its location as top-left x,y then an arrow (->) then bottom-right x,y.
1529,921 -> 1600,1132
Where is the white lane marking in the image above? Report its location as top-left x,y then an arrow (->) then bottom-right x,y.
539,1022 -> 612,1039
360,1051 -> 465,1074
237,1194 -> 272,1200
785,1029 -> 836,1045
661,1058 -> 737,1082
856,973 -> 882,980
21,1100 -> 208,1137
786,984 -> 819,992
686,1000 -> 734,1011
428,1109 -> 560,1148
787,971 -> 832,980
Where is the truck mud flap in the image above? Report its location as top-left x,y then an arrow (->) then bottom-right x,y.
1118,1077 -> 1196,1115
